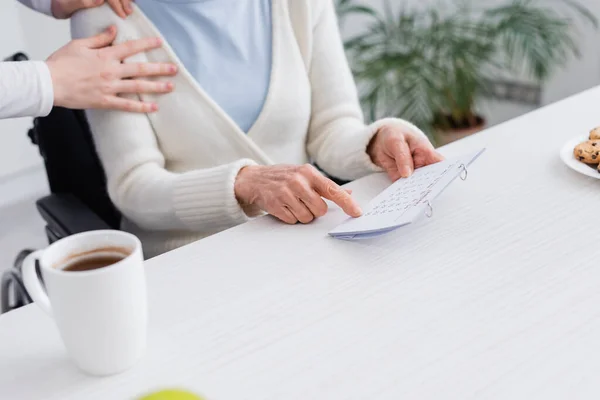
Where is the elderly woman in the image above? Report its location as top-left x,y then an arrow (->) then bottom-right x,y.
71,0 -> 442,258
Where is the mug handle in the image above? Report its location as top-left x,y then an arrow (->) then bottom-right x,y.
22,250 -> 53,316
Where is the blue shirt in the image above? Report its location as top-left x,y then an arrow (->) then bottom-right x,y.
136,0 -> 273,133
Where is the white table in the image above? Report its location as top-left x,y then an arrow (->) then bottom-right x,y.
2,88 -> 600,400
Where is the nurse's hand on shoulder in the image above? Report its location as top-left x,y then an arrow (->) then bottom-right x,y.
367,123 -> 444,182
51,0 -> 134,19
46,26 -> 178,113
234,164 -> 362,224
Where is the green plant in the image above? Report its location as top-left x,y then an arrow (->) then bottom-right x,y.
340,0 -> 597,138
336,0 -> 377,24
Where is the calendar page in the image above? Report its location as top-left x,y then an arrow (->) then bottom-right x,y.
329,149 -> 485,239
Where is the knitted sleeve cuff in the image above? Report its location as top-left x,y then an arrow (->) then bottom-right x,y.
173,159 -> 259,231
356,117 -> 430,173
369,117 -> 429,141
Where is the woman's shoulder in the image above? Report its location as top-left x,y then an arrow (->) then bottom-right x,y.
70,4 -> 132,40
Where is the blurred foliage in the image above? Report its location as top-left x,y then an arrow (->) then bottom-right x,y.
336,0 -> 597,136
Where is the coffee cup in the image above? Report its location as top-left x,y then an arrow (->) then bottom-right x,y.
22,230 -> 147,376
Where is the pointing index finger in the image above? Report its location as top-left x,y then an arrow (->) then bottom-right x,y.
311,174 -> 362,218
391,136 -> 414,178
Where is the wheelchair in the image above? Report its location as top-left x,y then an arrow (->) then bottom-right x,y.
0,52 -> 351,313
1,53 -> 121,313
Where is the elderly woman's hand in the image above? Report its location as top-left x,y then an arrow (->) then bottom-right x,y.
367,123 -> 444,182
51,0 -> 134,19
235,164 -> 362,224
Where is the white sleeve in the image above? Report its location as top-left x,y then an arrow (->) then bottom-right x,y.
15,0 -> 53,16
0,61 -> 54,119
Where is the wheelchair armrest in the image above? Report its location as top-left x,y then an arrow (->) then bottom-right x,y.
3,52 -> 28,62
36,194 -> 111,240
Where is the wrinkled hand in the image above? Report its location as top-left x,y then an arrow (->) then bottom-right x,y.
46,26 -> 178,113
367,123 -> 444,181
235,164 -> 362,224
51,0 -> 134,19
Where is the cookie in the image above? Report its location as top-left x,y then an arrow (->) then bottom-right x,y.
574,140 -> 600,164
591,127 -> 600,140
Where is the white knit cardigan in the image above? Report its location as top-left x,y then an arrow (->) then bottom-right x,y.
71,0 -> 427,258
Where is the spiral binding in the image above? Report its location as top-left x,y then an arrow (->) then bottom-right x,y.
425,163 -> 469,219
459,164 -> 468,181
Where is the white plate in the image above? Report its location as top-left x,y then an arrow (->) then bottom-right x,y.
560,134 -> 600,179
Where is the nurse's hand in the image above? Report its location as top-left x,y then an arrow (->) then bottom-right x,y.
47,26 -> 178,113
367,123 -> 444,181
51,0 -> 133,19
235,164 -> 362,224
105,0 -> 134,18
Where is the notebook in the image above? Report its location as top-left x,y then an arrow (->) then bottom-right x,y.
328,148 -> 485,239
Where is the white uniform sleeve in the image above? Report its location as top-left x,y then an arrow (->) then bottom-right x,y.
0,61 -> 54,119
15,0 -> 53,16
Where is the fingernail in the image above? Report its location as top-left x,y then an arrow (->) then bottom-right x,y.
169,65 -> 177,73
401,166 -> 412,177
106,25 -> 115,34
165,82 -> 174,91
354,206 -> 363,217
95,0 -> 103,5
151,103 -> 158,112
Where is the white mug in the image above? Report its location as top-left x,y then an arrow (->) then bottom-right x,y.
22,230 -> 147,376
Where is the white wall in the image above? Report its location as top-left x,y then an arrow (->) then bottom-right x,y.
542,1 -> 600,105
0,2 -> 70,181
16,4 -> 71,61
342,0 -> 600,127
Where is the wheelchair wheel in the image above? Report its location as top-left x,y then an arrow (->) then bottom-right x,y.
1,249 -> 35,314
